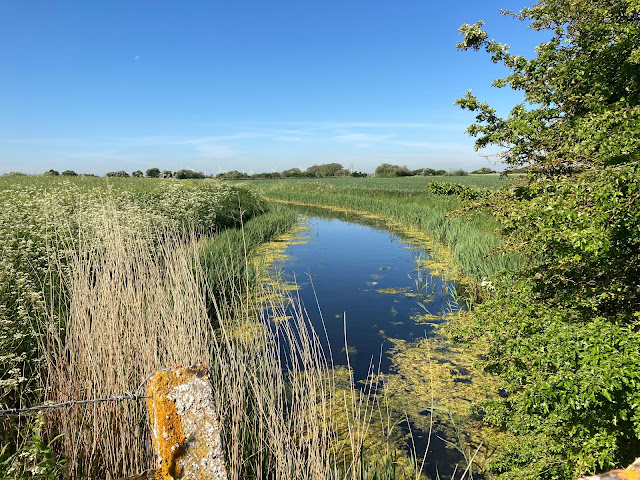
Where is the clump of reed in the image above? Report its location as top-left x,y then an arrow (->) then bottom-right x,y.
44,207 -> 214,478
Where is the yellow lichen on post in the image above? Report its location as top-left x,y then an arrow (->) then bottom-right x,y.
147,365 -> 227,480
148,369 -> 188,480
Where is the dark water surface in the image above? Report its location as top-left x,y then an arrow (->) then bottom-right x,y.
269,209 -> 475,478
280,215 -> 460,380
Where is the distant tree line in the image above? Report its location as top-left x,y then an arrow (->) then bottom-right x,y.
35,163 -> 500,179
373,163 -> 498,177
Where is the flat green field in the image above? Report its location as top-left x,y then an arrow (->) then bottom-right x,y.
247,173 -> 517,193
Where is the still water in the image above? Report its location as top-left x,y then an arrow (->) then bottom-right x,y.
266,209 -> 484,478
277,215 -> 461,380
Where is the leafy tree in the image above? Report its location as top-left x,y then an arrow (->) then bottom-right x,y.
282,168 -> 304,178
218,170 -> 248,180
175,169 -> 206,179
456,0 -> 640,174
434,169 -> 446,176
471,167 -> 496,174
146,167 -> 161,178
43,169 -> 60,176
61,170 -> 78,176
161,170 -> 173,178
105,170 -> 130,177
412,168 -> 437,176
305,163 -> 344,177
443,169 -> 469,176
456,1 -> 640,477
374,163 -> 413,177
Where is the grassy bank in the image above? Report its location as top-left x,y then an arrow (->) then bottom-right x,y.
242,177 -> 522,290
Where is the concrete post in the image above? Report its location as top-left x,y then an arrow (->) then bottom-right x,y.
147,365 -> 228,480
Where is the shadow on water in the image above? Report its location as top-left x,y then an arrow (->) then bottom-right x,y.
263,206 -> 489,478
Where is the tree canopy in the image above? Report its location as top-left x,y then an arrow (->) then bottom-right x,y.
456,0 -> 640,173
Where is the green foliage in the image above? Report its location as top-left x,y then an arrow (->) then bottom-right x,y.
1,416 -> 65,480
161,170 -> 172,178
412,168 -> 437,176
468,165 -> 640,478
443,169 -> 470,176
60,170 -> 77,177
105,170 -> 129,177
218,170 -> 249,180
305,162 -> 345,178
200,205 -> 296,307
426,181 -> 490,200
42,170 -> 59,176
471,167 -> 496,174
374,163 -> 413,177
175,168 -> 206,179
251,171 -> 282,179
131,170 -> 143,178
456,0 -> 640,173
145,167 -> 161,178
282,168 -> 304,178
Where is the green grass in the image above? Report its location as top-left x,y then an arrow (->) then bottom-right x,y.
246,174 -> 517,193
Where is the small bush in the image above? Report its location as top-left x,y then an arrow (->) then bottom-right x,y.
146,168 -> 161,178
471,167 -> 496,174
443,169 -> 470,176
105,170 -> 129,178
374,163 -> 413,177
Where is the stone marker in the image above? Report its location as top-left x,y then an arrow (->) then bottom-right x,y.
147,365 -> 227,480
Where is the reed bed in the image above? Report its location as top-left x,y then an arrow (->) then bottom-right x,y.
44,209 -> 214,478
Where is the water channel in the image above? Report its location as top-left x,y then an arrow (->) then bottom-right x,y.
264,207 -> 493,479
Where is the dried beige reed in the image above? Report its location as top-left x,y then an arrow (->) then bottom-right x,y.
44,207 -> 213,479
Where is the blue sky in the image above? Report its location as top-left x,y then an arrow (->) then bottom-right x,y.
0,0 -> 544,175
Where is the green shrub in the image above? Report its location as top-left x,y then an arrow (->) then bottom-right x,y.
374,163 -> 413,177
426,181 -> 490,200
105,170 -> 129,177
469,165 -> 640,478
443,169 -> 469,176
471,167 -> 496,174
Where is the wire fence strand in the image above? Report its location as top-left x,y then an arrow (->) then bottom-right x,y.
0,369 -> 166,417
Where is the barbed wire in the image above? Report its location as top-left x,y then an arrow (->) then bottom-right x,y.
0,369 -> 165,417
0,392 -> 150,417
